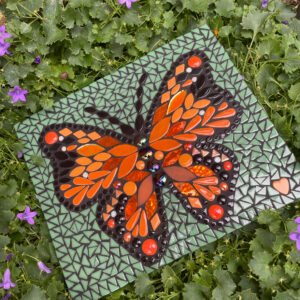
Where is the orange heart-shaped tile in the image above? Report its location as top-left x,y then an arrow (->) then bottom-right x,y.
272,178 -> 290,195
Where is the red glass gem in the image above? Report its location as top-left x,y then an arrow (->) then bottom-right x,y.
107,218 -> 115,229
124,232 -> 132,242
113,180 -> 122,189
220,182 -> 229,191
188,56 -> 202,68
45,131 -> 58,145
141,239 -> 158,256
223,161 -> 233,171
208,204 -> 224,220
184,143 -> 193,151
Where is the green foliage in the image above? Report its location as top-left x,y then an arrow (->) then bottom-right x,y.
0,0 -> 299,299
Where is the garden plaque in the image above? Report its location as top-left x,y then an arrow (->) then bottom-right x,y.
15,25 -> 300,299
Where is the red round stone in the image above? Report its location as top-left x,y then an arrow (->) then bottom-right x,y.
142,239 -> 158,256
223,161 -> 233,171
208,204 -> 224,220
124,232 -> 131,243
188,56 -> 202,68
220,182 -> 229,191
107,218 -> 115,229
184,143 -> 193,152
45,131 -> 58,145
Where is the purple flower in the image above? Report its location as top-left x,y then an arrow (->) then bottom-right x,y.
295,217 -> 300,224
8,86 -> 28,103
0,25 -> 11,43
37,261 -> 51,274
281,21 -> 289,25
17,206 -> 37,225
0,269 -> 15,290
5,254 -> 13,262
0,41 -> 10,56
261,0 -> 268,9
118,0 -> 137,9
2,293 -> 11,300
17,151 -> 23,159
289,226 -> 300,251
34,55 -> 41,64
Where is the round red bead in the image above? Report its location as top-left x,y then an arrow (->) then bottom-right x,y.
223,161 -> 233,171
107,219 -> 115,229
208,204 -> 224,220
141,239 -> 158,256
124,232 -> 131,243
188,56 -> 202,68
220,182 -> 229,191
44,131 -> 58,145
184,143 -> 193,151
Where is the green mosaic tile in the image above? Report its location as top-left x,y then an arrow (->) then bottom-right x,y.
15,25 -> 300,299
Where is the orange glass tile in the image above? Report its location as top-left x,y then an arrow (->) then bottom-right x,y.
188,197 -> 202,208
171,84 -> 180,95
73,177 -> 94,185
72,186 -> 89,206
59,128 -> 72,136
189,165 -> 214,177
109,144 -> 137,157
111,197 -> 118,206
102,157 -> 122,171
76,157 -> 92,166
184,93 -> 194,109
162,149 -> 182,167
97,136 -> 120,147
175,64 -> 185,75
194,176 -> 219,185
138,175 -> 154,206
87,180 -> 103,198
149,117 -> 171,144
118,152 -> 138,178
185,115 -> 202,132
167,90 -> 186,115
150,139 -> 181,152
153,103 -> 168,125
190,128 -> 214,136
78,138 -> 90,144
145,192 -> 157,219
77,144 -> 104,157
194,184 -> 215,201
67,145 -> 77,151
167,77 -> 176,89
106,204 -> 113,213
135,160 -> 145,170
171,107 -> 183,123
202,106 -> 216,125
132,226 -> 139,237
102,168 -> 117,189
87,162 -> 103,172
69,166 -> 85,177
214,108 -> 236,119
182,79 -> 193,87
125,195 -> 138,220
166,121 -> 186,137
163,166 -> 197,182
174,182 -> 199,196
126,208 -> 141,231
124,170 -> 149,182
193,99 -> 211,109
174,133 -> 197,141
182,108 -> 199,120
150,213 -> 161,231
102,213 -> 110,221
88,170 -> 110,180
74,130 -> 86,138
209,185 -> 221,195
123,181 -> 137,196
88,132 -> 101,140
64,185 -> 85,199
60,184 -> 71,191
218,102 -> 229,111
161,91 -> 171,103
139,210 -> 148,237
94,152 -> 111,162
206,120 -> 230,128
178,153 -> 193,167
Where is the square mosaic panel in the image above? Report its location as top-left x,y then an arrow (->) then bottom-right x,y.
15,25 -> 300,299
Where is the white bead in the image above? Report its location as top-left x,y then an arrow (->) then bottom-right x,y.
59,136 -> 64,141
111,211 -> 117,218
186,67 -> 192,73
83,172 -> 88,178
214,157 -> 221,163
199,110 -> 205,116
192,77 -> 197,82
61,146 -> 67,152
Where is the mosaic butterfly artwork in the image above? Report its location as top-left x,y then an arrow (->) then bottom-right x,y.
16,26 -> 300,298
39,50 -> 243,266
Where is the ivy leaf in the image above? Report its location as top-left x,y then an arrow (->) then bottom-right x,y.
115,33 -> 133,45
181,0 -> 211,13
3,64 -> 33,86
236,289 -> 259,300
272,112 -> 293,142
0,235 -> 10,248
21,285 -> 47,300
163,11 -> 175,29
248,251 -> 272,280
215,0 -> 235,17
183,283 -> 206,300
288,82 -> 300,102
121,9 -> 143,26
241,11 -> 268,35
135,273 -> 154,297
257,210 -> 282,234
161,265 -> 182,290
0,211 -> 14,234
212,269 -> 236,300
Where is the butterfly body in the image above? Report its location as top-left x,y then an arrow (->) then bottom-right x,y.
39,50 -> 243,266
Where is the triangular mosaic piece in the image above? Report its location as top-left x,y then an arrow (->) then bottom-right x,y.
15,25 -> 300,298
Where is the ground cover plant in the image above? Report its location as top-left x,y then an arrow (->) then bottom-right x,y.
0,0 -> 300,299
